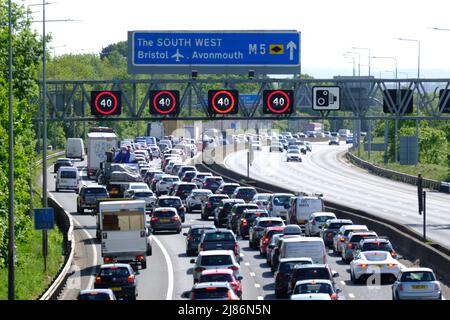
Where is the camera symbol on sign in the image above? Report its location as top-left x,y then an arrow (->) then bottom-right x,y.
316,89 -> 337,107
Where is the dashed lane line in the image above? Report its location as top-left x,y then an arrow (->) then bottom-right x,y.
340,281 -> 346,286
257,296 -> 264,300
250,272 -> 256,277
254,284 -> 261,288
348,293 -> 355,299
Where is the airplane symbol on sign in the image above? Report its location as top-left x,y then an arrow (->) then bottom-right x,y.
171,49 -> 184,62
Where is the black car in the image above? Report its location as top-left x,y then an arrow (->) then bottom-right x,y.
215,183 -> 240,196
227,203 -> 259,234
54,158 -> 73,173
77,185 -> 109,214
171,182 -> 198,200
287,264 -> 338,295
94,264 -> 138,300
202,176 -> 225,193
156,196 -> 186,222
237,209 -> 269,239
320,219 -> 353,247
201,194 -> 229,220
184,225 -> 217,256
181,171 -> 197,182
150,207 -> 182,233
214,199 -> 245,228
198,229 -> 240,260
274,258 -> 314,298
231,187 -> 257,203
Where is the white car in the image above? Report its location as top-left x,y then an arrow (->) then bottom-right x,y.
190,250 -> 241,283
129,189 -> 157,209
392,268 -> 442,300
305,212 -> 337,237
156,175 -> 180,195
185,189 -> 214,212
251,193 -> 272,211
126,182 -> 151,193
350,251 -> 402,284
286,149 -> 302,162
269,142 -> 283,152
290,279 -> 339,300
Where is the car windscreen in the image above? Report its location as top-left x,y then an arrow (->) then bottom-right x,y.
85,188 -> 107,195
315,216 -> 336,223
273,196 -> 291,206
288,150 -> 300,154
350,234 -> 375,243
203,232 -> 235,242
294,283 -> 333,295
78,293 -> 112,300
209,197 -> 228,204
99,267 -> 130,277
245,212 -> 269,220
131,184 -> 148,190
343,229 -> 366,236
362,243 -> 392,252
258,220 -> 284,228
236,206 -> 258,214
178,185 -> 196,192
163,177 -> 179,182
363,252 -> 389,261
400,271 -> 435,282
154,210 -> 176,218
294,268 -> 330,281
193,287 -> 229,299
200,255 -> 233,266
199,274 -> 233,283
159,199 -> 182,207
280,261 -> 311,273
134,192 -> 153,198
191,228 -> 215,236
60,171 -> 77,179
184,172 -> 197,177
328,222 -> 350,230
237,189 -> 256,197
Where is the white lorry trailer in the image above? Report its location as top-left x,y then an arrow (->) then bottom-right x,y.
98,200 -> 148,269
87,131 -> 117,179
287,196 -> 325,232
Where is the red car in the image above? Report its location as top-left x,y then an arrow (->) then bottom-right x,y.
198,269 -> 243,298
259,226 -> 285,257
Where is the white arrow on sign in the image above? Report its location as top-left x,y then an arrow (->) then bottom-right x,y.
287,41 -> 297,61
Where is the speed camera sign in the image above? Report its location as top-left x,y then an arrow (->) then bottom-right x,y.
312,86 -> 340,111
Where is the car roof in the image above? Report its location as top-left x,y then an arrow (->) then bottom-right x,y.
198,250 -> 235,256
159,196 -> 181,199
58,166 -> 77,171
221,183 -> 240,186
342,224 -> 368,230
203,229 -> 233,234
257,217 -> 284,222
272,193 -> 294,196
154,207 -> 178,212
294,279 -> 333,286
236,187 -> 256,190
223,199 -> 245,203
327,219 -> 352,223
235,203 -> 258,207
193,282 -> 232,289
400,267 -> 434,273
293,264 -> 328,269
79,289 -> 113,295
311,212 -> 336,216
280,257 -> 314,263
193,189 -> 213,193
100,263 -> 131,269
131,189 -> 153,193
190,225 -> 217,230
200,269 -> 234,276
282,236 -> 323,243
349,231 -> 377,237
361,238 -> 390,243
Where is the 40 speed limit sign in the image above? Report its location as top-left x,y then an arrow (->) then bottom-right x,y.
149,90 -> 180,115
208,90 -> 239,115
90,91 -> 122,116
263,90 -> 294,114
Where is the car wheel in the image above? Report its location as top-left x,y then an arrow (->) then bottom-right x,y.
141,261 -> 147,269
176,229 -> 181,234
76,204 -> 82,214
392,290 -> 397,300
55,188 -> 59,192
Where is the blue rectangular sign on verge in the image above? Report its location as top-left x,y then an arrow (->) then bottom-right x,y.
34,208 -> 54,230
128,30 -> 300,75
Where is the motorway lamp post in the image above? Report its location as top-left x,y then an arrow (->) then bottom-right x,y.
343,54 -> 356,76
7,0 -> 15,301
352,47 -> 371,76
345,51 -> 361,77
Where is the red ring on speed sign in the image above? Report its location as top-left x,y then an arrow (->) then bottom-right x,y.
153,91 -> 177,114
267,90 -> 290,113
94,91 -> 118,115
212,90 -> 235,114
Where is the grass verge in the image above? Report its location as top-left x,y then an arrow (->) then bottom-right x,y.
0,150 -> 65,300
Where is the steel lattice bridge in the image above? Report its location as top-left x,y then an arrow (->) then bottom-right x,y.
34,77 -> 450,122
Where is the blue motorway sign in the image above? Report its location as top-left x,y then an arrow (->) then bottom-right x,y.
240,94 -> 260,106
128,31 -> 300,74
34,208 -> 54,230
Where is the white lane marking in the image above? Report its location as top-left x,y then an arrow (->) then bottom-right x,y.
254,283 -> 261,288
348,293 -> 355,299
152,236 -> 174,300
257,296 -> 264,300
250,272 -> 256,277
340,281 -> 346,286
244,262 -> 250,266
240,253 -> 245,257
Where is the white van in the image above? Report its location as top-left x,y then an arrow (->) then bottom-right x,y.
268,193 -> 294,220
55,166 -> 80,193
66,138 -> 85,161
159,139 -> 172,149
279,237 -> 327,264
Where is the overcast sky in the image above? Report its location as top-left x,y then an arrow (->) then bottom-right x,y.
22,0 -> 450,78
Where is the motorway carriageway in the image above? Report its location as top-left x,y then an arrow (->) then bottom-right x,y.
48,156 -> 449,300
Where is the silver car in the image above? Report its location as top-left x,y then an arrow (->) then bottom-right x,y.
392,268 -> 442,300
190,250 -> 241,283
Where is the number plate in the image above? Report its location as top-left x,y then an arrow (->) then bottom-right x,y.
111,287 -> 122,291
160,219 -> 170,222
377,265 -> 384,268
412,285 -> 427,289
